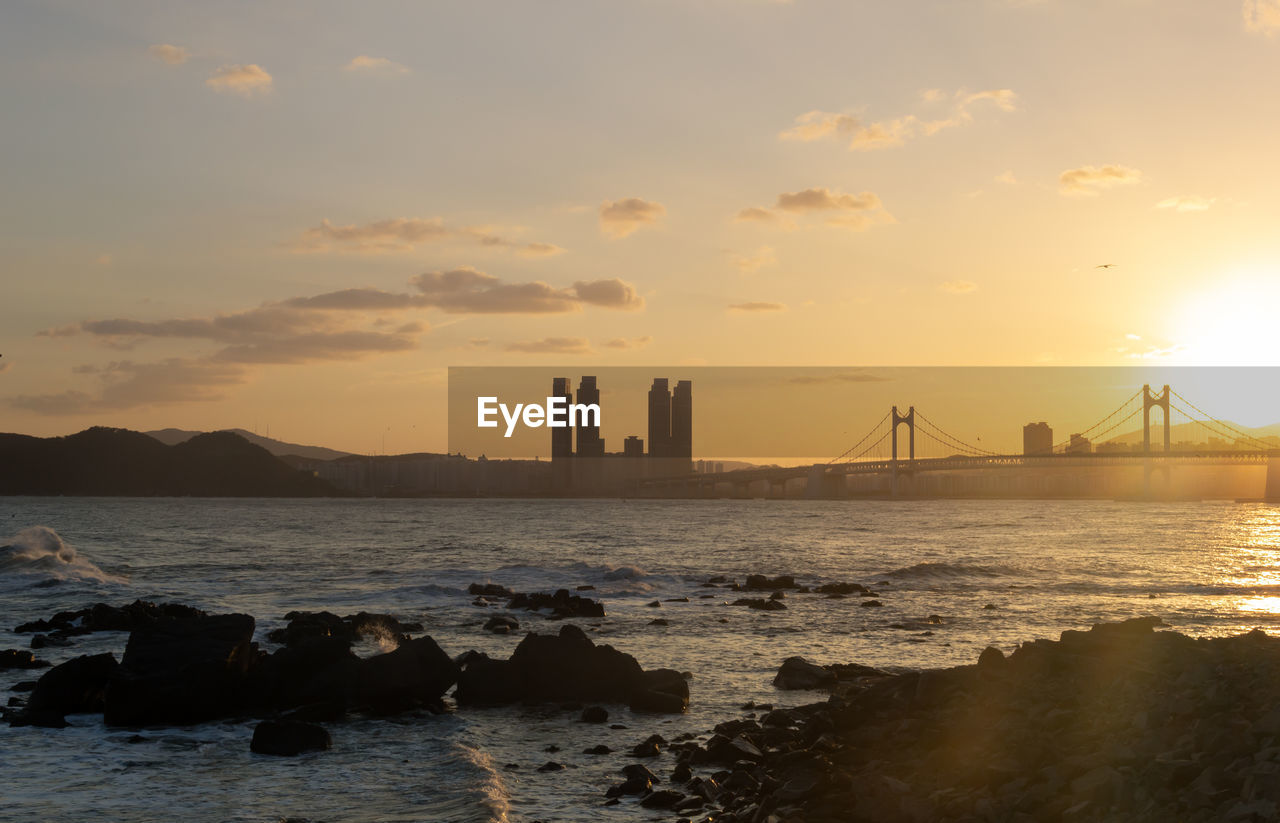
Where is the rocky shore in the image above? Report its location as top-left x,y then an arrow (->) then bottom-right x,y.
10,584 -> 1280,823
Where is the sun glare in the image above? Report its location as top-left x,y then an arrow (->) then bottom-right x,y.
1172,272 -> 1280,366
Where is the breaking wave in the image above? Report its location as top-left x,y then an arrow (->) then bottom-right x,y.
0,526 -> 127,585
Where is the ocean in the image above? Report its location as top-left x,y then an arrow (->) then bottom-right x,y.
2,497 -> 1279,822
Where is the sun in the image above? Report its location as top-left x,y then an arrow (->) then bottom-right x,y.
1171,270 -> 1280,367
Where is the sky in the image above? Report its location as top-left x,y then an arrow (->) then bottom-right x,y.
3,0 -> 1280,456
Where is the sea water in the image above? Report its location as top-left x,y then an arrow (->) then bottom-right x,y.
2,497 -> 1280,822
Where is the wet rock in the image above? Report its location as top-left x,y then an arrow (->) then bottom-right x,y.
581,705 -> 609,723
351,635 -> 459,715
105,613 -> 257,726
536,761 -> 565,772
468,583 -> 514,598
978,646 -> 1006,668
733,598 -> 787,611
814,582 -> 869,595
860,599 -> 884,608
483,615 -> 520,634
267,611 -> 421,648
0,649 -> 49,670
584,744 -> 612,755
640,789 -> 685,809
507,589 -> 605,619
738,575 -> 798,591
14,600 -> 206,637
250,719 -> 332,756
22,653 -> 119,724
646,601 -> 661,608
774,657 -> 837,690
648,618 -> 669,626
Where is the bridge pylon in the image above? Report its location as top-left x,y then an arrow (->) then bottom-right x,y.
891,405 -> 915,498
1143,384 -> 1171,454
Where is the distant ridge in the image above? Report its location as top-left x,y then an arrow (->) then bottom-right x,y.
1102,420 -> 1280,447
0,427 -> 343,497
146,428 -> 352,462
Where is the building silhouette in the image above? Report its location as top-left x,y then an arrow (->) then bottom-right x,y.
648,378 -> 672,458
671,379 -> 692,461
552,377 -> 573,459
624,436 -> 644,457
1023,422 -> 1053,456
576,376 -> 604,457
1067,433 -> 1092,455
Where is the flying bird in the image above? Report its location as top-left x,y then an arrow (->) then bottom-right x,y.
1095,264 -> 1115,269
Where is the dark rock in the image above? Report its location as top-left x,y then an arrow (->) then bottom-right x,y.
0,649 -> 49,670
507,590 -> 605,619
860,599 -> 884,608
732,598 -> 787,611
105,613 -> 256,726
454,652 -> 523,706
536,761 -> 564,772
25,653 -> 119,721
250,719 -> 332,756
739,575 -> 797,591
648,618 -> 669,626
640,790 -> 685,809
581,705 -> 609,723
978,645 -> 1006,668
351,635 -> 458,714
483,614 -> 520,634
646,601 -> 661,608
814,582 -> 869,595
468,583 -> 514,598
584,744 -> 612,754
774,657 -> 837,690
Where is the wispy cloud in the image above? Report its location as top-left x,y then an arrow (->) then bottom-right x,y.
10,358 -> 249,414
344,55 -> 410,74
293,217 -> 563,256
1058,164 -> 1143,196
599,197 -> 666,238
504,337 -> 593,354
207,64 -> 273,96
779,88 -> 1017,151
995,171 -> 1019,185
148,44 -> 189,65
602,335 -> 652,350
728,301 -> 787,312
940,280 -> 978,294
1155,195 -> 1214,213
737,187 -> 893,230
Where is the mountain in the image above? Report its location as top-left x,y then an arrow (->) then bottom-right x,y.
146,428 -> 352,462
1101,420 -> 1280,447
0,427 -> 343,497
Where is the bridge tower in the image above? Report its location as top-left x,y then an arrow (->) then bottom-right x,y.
1143,384 -> 1171,454
891,406 -> 915,498
891,406 -> 915,461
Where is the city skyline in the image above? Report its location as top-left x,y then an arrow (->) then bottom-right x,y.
4,2 -> 1280,455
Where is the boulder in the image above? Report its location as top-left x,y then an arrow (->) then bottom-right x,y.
250,719 -> 332,756
774,657 -> 837,690
26,653 -> 119,718
506,589 -> 605,618
351,636 -> 458,714
0,649 -> 49,670
104,613 -> 256,726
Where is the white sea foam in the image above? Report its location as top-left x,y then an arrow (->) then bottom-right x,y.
0,526 -> 127,585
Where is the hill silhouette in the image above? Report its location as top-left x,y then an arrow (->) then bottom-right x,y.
0,427 -> 342,497
145,427 -> 351,461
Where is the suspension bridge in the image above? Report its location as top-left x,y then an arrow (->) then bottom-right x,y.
636,384 -> 1280,500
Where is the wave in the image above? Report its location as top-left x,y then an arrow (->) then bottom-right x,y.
0,526 -> 127,585
883,561 -> 1014,580
453,742 -> 511,823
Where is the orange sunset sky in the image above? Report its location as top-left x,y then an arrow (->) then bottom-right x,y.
3,1 -> 1280,455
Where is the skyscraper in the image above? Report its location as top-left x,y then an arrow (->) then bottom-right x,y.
576,376 -> 604,457
648,378 -> 671,458
551,377 -> 573,461
671,379 -> 692,461
1023,422 -> 1053,456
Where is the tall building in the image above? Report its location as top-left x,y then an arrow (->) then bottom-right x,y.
551,377 -> 573,460
624,436 -> 644,457
1067,433 -> 1092,455
647,378 -> 671,458
671,379 -> 692,461
1023,422 -> 1053,456
576,376 -> 604,457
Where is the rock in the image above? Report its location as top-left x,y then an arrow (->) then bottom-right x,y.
584,744 -> 612,754
732,598 -> 787,611
351,636 -> 458,714
814,582 -> 869,595
978,646 -> 1006,668
536,761 -> 565,772
251,635 -> 359,712
105,613 -> 257,726
506,590 -> 605,619
629,668 -> 689,713
773,657 -> 837,690
24,653 -> 118,721
646,601 -> 661,608
14,600 -> 206,637
267,611 -> 421,648
739,575 -> 798,591
860,599 -> 884,608
0,649 -> 49,670
648,618 -> 669,626
250,719 -> 332,756
581,705 -> 609,723
454,652 -> 523,706
483,615 -> 520,634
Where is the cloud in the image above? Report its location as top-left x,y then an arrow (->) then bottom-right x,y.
1059,164 -> 1143,196
504,337 -> 593,355
294,217 -> 561,256
733,206 -> 779,223
10,358 -> 248,414
780,88 -> 1017,151
728,301 -> 787,312
1244,0 -> 1280,33
995,171 -> 1019,185
410,268 -> 643,313
1156,195 -> 1214,213
940,280 -> 978,294
212,330 -> 418,364
148,44 -> 189,65
603,336 -> 652,350
738,188 -> 894,230
344,55 -> 410,74
599,198 -> 666,238
571,278 -> 644,310
468,338 -> 490,347
207,64 -> 273,96
732,246 -> 776,274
